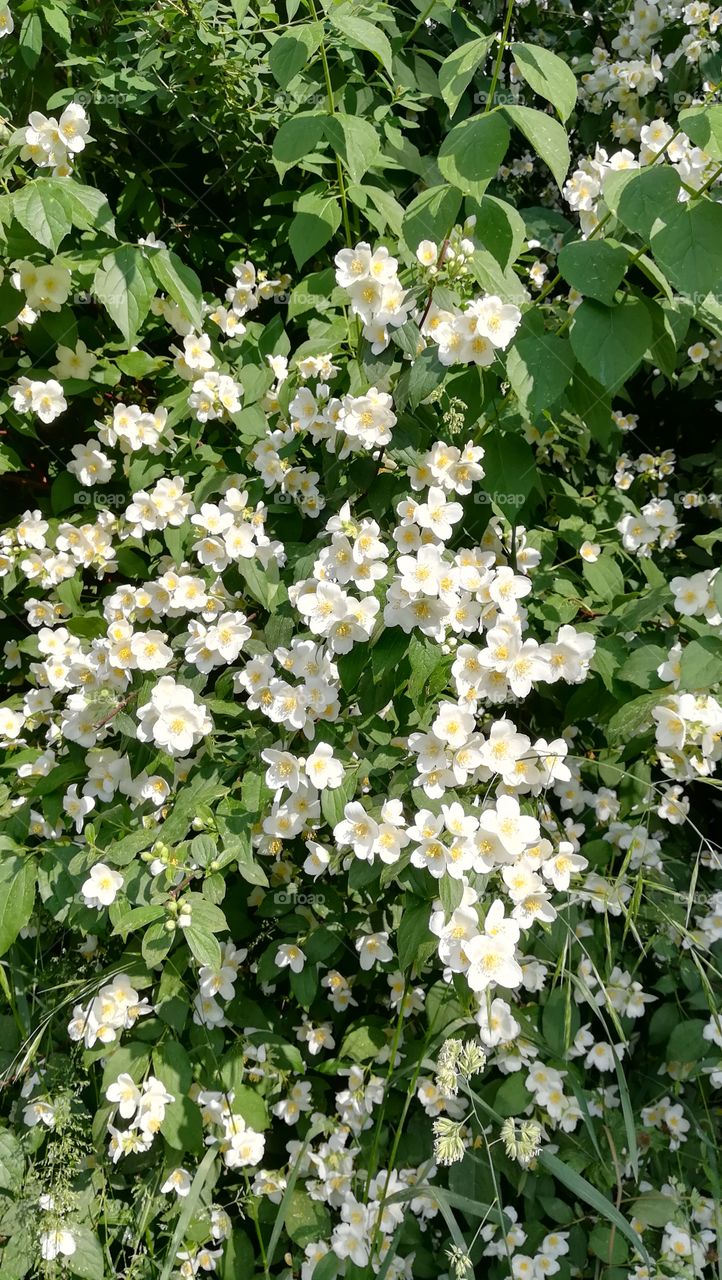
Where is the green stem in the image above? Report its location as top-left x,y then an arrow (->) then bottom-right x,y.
308,0 -> 353,248
399,0 -> 438,49
243,1172 -> 270,1279
363,979 -> 409,1200
485,0 -> 515,113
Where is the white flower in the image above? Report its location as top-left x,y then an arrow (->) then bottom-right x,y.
355,932 -> 393,970
106,1073 -> 141,1118
81,862 -> 124,909
275,943 -> 306,973
40,1228 -> 77,1261
51,339 -> 97,380
580,540 -> 600,562
136,676 -> 212,756
161,1167 -> 192,1197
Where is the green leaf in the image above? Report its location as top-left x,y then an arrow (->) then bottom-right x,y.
183,926 -> 222,969
59,180 -> 117,237
397,898 -> 433,971
604,165 -> 681,241
557,239 -> 629,305
401,185 -> 462,254
650,200 -> 722,299
0,282 -> 25,327
589,1223 -> 628,1265
539,1151 -> 648,1266
12,181 -> 72,252
269,24 -> 322,88
480,431 -> 538,519
506,335 -> 574,417
272,113 -> 325,175
511,42 -> 577,121
468,194 -> 526,270
0,1131 -> 24,1193
289,192 -> 342,268
630,1192 -> 678,1228
112,904 -> 165,938
494,1073 -> 532,1116
323,114 -> 380,185
0,855 -> 36,957
18,13 -> 42,68
339,1018 -> 387,1062
679,103 -> 722,160
329,10 -> 393,76
606,689 -> 668,744
312,1255 -> 339,1280
503,105 -> 570,190
149,248 -> 204,332
93,246 -> 157,345
41,5 -> 71,43
438,112 -> 511,200
408,345 -> 447,408
438,36 -> 494,117
678,636 -> 722,691
284,1187 -> 331,1248
67,1228 -> 104,1280
583,554 -> 625,602
570,298 -> 652,393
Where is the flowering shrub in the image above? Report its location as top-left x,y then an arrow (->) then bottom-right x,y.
0,3 -> 722,1280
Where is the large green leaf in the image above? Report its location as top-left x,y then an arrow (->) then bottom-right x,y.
272,113 -> 325,175
503,104 -> 570,189
0,853 -> 36,957
329,9 -> 393,76
323,114 -> 380,185
570,298 -> 652,393
401,185 -> 462,253
148,248 -> 204,332
679,103 -> 722,160
506,334 -> 575,417
438,111 -> 510,199
511,42 -> 577,121
481,432 -> 539,519
289,192 -> 342,268
650,200 -> 722,298
438,35 -> 494,117
93,246 -> 157,345
468,193 -> 527,269
269,24 -> 323,88
12,180 -> 72,252
557,239 -> 629,304
604,165 -> 681,241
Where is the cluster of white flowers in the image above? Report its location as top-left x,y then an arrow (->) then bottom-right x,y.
652,693 -> 722,779
617,496 -> 681,556
422,293 -> 522,366
97,401 -> 171,454
641,1095 -> 691,1150
563,116 -> 721,237
482,1217 -> 570,1276
20,102 -> 90,175
669,568 -> 720,620
614,448 -> 676,492
195,1087 -> 266,1169
66,973 -> 153,1049
334,242 -> 414,353
234,638 -> 341,742
9,376 -> 67,424
106,1074 -> 175,1161
6,260 -> 73,328
335,236 -> 523,364
193,940 -> 247,1027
